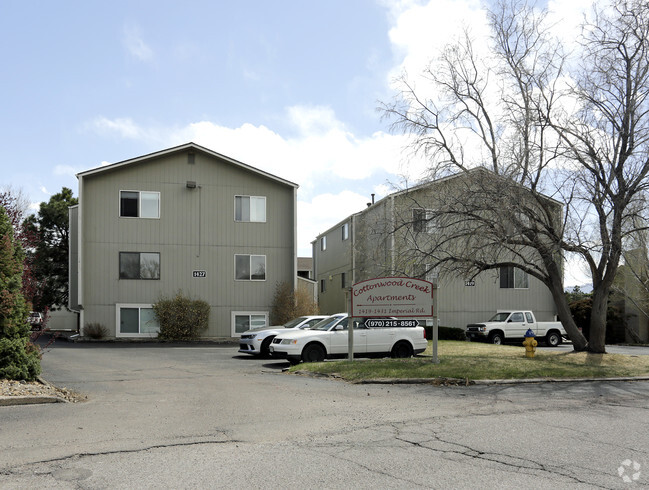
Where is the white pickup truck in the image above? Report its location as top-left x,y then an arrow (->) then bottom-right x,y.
269,313 -> 428,364
465,311 -> 566,347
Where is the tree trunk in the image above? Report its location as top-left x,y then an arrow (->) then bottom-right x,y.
588,289 -> 608,353
547,278 -> 588,351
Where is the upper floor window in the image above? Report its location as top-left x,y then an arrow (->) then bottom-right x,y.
413,208 -> 436,233
235,254 -> 266,281
120,191 -> 160,219
320,279 -> 327,293
500,266 -> 528,289
321,236 -> 327,251
342,223 -> 349,240
341,272 -> 347,289
235,196 -> 266,222
119,252 -> 160,280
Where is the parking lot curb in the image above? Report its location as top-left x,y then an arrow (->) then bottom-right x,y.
472,376 -> 649,385
293,371 -> 649,386
0,395 -> 65,406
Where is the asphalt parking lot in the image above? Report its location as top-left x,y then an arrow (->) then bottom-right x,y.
2,339 -> 649,488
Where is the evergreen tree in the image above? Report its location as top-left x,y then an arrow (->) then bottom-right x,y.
0,205 -> 41,380
24,187 -> 78,311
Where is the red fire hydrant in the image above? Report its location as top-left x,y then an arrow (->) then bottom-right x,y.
522,328 -> 537,358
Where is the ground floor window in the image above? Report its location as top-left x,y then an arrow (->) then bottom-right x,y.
232,311 -> 268,336
116,304 -> 159,337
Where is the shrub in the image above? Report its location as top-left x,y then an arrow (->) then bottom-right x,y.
424,325 -> 467,341
270,281 -> 319,325
83,322 -> 108,339
569,297 -> 626,344
153,291 -> 210,341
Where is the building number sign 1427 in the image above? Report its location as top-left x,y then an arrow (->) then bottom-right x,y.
192,270 -> 206,278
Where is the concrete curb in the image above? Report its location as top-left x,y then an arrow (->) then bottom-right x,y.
472,376 -> 649,385
293,370 -> 649,386
0,395 -> 65,406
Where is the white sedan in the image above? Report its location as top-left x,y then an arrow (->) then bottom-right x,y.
269,313 -> 428,364
238,315 -> 327,357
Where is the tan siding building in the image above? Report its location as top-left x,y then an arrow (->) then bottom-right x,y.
313,171 -> 559,329
70,143 -> 297,339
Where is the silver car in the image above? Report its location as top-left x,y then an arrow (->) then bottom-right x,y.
238,315 -> 327,357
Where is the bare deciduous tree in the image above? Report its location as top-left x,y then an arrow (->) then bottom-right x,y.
382,0 -> 649,353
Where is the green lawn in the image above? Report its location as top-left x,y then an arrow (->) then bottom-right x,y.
290,341 -> 649,381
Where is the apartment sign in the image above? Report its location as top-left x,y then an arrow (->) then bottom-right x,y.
351,277 -> 433,317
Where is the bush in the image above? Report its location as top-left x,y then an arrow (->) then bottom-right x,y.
0,337 -> 41,380
424,325 -> 467,341
83,322 -> 108,339
270,281 -> 319,325
153,291 -> 210,341
569,297 -> 626,344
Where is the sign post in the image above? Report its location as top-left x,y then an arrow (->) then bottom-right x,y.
350,277 -> 434,362
346,288 -> 354,361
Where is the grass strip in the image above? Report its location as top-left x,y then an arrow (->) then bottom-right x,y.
290,341 -> 649,381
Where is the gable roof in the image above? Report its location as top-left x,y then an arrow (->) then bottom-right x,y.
76,142 -> 298,189
312,167 -> 563,241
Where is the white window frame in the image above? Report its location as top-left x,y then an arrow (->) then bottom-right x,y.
500,266 -> 529,289
116,303 -> 159,338
119,190 -> 160,219
234,195 -> 267,223
342,223 -> 349,240
413,208 -> 436,233
231,311 -> 269,337
119,252 -> 161,280
234,254 -> 267,281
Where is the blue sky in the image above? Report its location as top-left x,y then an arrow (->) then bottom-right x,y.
1,0 -> 593,284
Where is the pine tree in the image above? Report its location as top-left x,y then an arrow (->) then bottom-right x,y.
0,205 -> 41,380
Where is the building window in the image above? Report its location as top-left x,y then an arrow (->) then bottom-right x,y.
321,236 -> 327,251
342,223 -> 349,240
412,208 -> 436,233
320,279 -> 326,293
120,191 -> 160,218
235,254 -> 266,281
117,304 -> 159,337
500,266 -> 529,289
119,252 -> 160,279
235,196 -> 266,222
232,311 -> 268,336
341,272 -> 346,289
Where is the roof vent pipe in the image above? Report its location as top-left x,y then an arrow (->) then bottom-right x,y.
371,193 -> 375,204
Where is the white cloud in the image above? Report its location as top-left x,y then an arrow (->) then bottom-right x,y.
297,190 -> 370,256
53,165 -> 80,178
388,0 -> 488,83
123,21 -> 153,62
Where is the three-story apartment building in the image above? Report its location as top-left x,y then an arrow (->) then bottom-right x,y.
313,169 -> 559,329
69,142 -> 298,338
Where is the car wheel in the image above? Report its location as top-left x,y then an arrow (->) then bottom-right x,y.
488,332 -> 504,345
302,344 -> 326,363
391,341 -> 413,358
260,337 -> 274,357
545,331 -> 562,347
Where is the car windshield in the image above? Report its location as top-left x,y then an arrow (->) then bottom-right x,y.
488,312 -> 511,322
283,317 -> 307,328
311,315 -> 345,331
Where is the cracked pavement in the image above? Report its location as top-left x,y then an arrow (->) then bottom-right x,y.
1,342 -> 648,488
